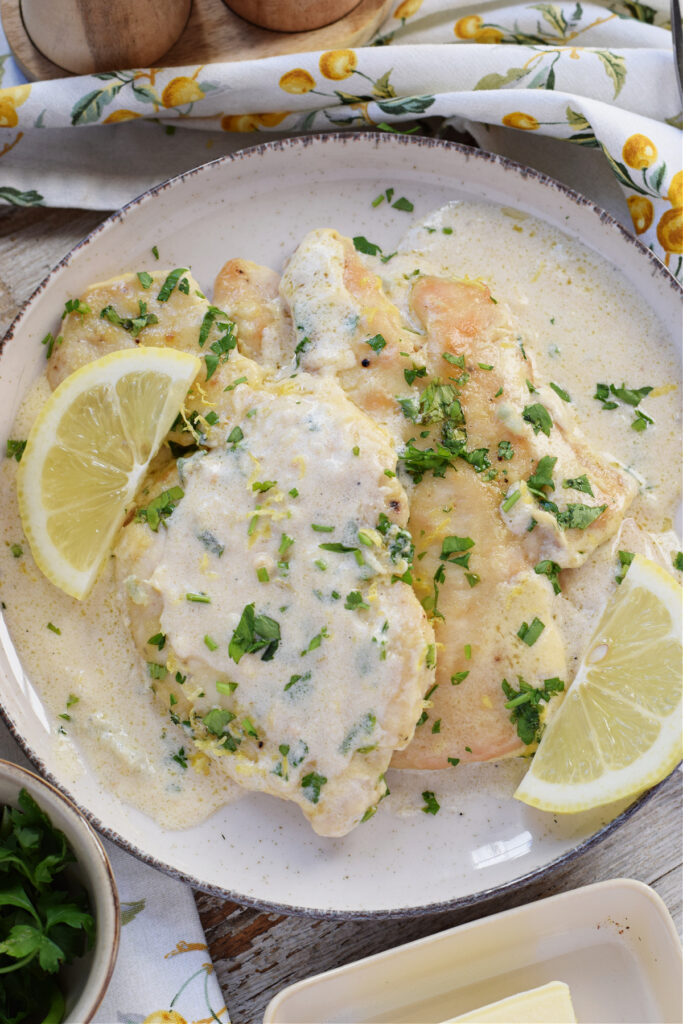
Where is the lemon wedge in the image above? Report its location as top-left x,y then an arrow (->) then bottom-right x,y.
18,347 -> 200,600
515,554 -> 682,812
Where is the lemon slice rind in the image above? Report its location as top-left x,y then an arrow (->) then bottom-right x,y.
515,555 -> 682,813
17,346 -> 200,600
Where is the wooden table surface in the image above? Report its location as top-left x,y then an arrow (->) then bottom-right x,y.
1,203 -> 681,1024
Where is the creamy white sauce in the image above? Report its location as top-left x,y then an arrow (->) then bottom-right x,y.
0,200 -> 680,829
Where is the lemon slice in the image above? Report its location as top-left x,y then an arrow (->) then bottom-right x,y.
515,554 -> 682,812
18,347 -> 200,600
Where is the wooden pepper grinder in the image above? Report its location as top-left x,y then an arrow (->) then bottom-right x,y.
20,0 -> 192,74
224,0 -> 362,32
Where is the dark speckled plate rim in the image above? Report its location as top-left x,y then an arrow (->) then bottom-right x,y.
0,133 -> 680,920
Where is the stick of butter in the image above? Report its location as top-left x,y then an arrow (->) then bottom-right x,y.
446,981 -> 577,1023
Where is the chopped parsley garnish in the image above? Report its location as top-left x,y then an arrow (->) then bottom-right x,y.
527,455 -> 557,498
204,635 -> 218,651
478,362 -> 493,371
340,712 -> 376,754
421,790 -> 440,815
497,440 -> 514,461
294,335 -> 311,367
289,487 -> 299,498
534,559 -> 562,594
517,617 -> 545,647
442,353 -> 465,369
431,719 -> 441,734
610,383 -> 653,406
156,268 -> 188,302
464,644 -> 472,659
301,772 -> 327,804
6,439 -> 26,462
204,410 -> 219,426
300,627 -> 329,656
416,711 -> 428,727
178,277 -> 190,295
404,365 -> 427,385
366,334 -> 386,353
526,379 -> 537,394
673,552 -> 683,572
465,572 -> 480,587
553,503 -> 606,530
522,403 -> 553,437
41,331 -> 62,358
198,305 -> 230,348
616,549 -> 634,584
632,409 -> 653,432
135,486 -> 184,531
148,661 -> 167,679
10,543 -> 22,558
447,757 -> 460,766
46,622 -> 61,635
284,670 -> 311,694
204,320 -> 237,381
242,717 -> 258,739
252,480 -> 276,493
203,708 -> 236,736
229,604 -> 281,663
216,681 -> 238,695
62,298 -> 91,318
392,196 -> 414,212
186,592 -> 211,603
344,590 -> 369,611
100,300 -> 159,337
152,245 -> 160,260
227,425 -> 243,444
224,375 -> 247,393
137,270 -> 153,289
563,474 -> 594,496
425,643 -> 436,669
147,632 -> 166,650
451,671 -> 469,685
172,747 -> 188,768
198,530 -> 225,557
440,535 -> 474,560
279,534 -> 294,556
353,236 -> 381,256
549,382 -> 571,402
311,524 -> 334,533
502,676 -> 565,745
319,542 -> 358,553
256,567 -> 269,583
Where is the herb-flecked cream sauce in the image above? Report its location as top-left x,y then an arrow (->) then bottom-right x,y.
0,200 -> 679,828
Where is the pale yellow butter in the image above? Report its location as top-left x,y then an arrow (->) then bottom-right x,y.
446,981 -> 577,1023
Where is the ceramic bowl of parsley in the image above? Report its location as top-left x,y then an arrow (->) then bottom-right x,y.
0,759 -> 120,1023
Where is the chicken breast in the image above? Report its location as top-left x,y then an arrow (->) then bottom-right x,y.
115,373 -> 434,836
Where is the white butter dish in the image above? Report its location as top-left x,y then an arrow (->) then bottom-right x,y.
264,879 -> 682,1024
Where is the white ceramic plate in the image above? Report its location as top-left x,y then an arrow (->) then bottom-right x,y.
0,135 -> 681,916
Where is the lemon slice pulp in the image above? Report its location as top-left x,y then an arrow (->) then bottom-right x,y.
17,347 -> 200,600
515,553 -> 682,812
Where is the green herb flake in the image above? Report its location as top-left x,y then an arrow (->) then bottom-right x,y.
301,772 -> 327,804
256,567 -> 270,583
502,489 -> 521,513
522,403 -> 553,437
555,503 -> 606,530
632,409 -> 654,432
451,671 -> 469,685
203,708 -> 236,736
301,626 -> 329,656
534,559 -> 562,595
41,332 -> 62,358
353,236 -> 381,256
311,524 -> 335,533
224,375 -> 248,393
152,245 -> 160,260
527,455 -> 557,498
135,486 -> 184,531
252,480 -> 276,493
425,643 -> 436,669
616,550 -> 635,584
371,193 -> 385,208
673,552 -> 683,572
47,622 -> 61,635
497,440 -> 514,461
517,617 -> 545,647
366,334 -> 387,353
148,661 -> 167,679
502,676 -> 564,745
62,298 -> 91,319
6,439 -> 27,462
392,196 -> 414,212
147,632 -> 166,650
421,790 -> 440,815
227,426 -> 243,445
345,590 -> 369,611
216,680 -> 238,695
10,543 -> 22,558
431,719 -> 441,734
157,268 -> 188,302
204,635 -> 218,651
549,382 -> 571,402
447,757 -> 460,766
563,474 -> 594,496
186,592 -> 211,603
230,603 -> 281,663
137,271 -> 153,289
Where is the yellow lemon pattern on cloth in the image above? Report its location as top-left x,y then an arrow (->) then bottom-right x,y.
0,1 -> 681,279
